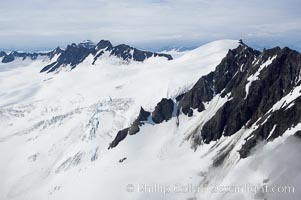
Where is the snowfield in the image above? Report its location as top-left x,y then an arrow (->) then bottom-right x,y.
0,40 -> 299,200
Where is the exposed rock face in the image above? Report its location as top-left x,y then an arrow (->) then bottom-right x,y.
178,44 -> 260,117
2,53 -> 15,63
178,74 -> 214,116
110,44 -> 173,62
0,51 -> 7,58
95,40 -> 113,51
240,96 -> 301,158
177,42 -> 301,157
40,40 -> 172,73
109,99 -> 174,148
109,128 -> 129,149
41,44 -> 92,73
0,39 -> 172,72
1,49 -> 63,64
109,107 -> 150,148
151,98 -> 174,124
128,107 -> 150,135
92,40 -> 114,64
49,47 -> 64,59
109,41 -> 301,156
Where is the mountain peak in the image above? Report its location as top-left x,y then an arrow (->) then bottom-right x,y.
95,40 -> 113,50
39,39 -> 173,73
0,51 -> 7,57
78,40 -> 96,49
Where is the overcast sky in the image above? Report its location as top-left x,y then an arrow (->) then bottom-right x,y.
1,0 -> 301,51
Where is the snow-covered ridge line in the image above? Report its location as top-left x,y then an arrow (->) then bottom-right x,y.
109,41 -> 301,160
5,39 -> 301,200
0,39 -> 172,74
0,47 -> 63,63
39,40 -> 173,73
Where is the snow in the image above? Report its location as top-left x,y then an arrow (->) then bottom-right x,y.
269,84 -> 301,113
267,124 -> 277,140
240,63 -> 245,72
244,55 -> 277,99
194,121 -> 301,200
0,40 -> 241,200
2,40 -> 298,200
159,49 -> 189,59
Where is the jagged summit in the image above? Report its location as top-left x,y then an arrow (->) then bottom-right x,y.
178,44 -> 301,153
0,51 -> 7,57
78,40 -> 96,49
40,39 -> 173,73
109,42 -> 301,161
40,43 -> 93,73
0,47 -> 63,63
0,39 -> 173,73
3,51 -> 37,63
95,40 -> 113,50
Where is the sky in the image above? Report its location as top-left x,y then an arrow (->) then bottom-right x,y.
0,0 -> 301,51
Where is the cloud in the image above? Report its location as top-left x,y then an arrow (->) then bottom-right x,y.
0,0 -> 300,50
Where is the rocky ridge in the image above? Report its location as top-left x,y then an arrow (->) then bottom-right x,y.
110,41 -> 301,159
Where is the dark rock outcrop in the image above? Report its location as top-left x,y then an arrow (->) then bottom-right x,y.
239,96 -> 301,158
109,128 -> 129,149
2,53 -> 15,63
201,46 -> 301,145
109,99 -> 175,149
109,41 -> 301,155
2,51 -> 38,63
0,51 -> 6,58
0,39 -> 173,73
119,157 -> 127,163
152,98 -> 174,124
178,44 -> 260,116
49,47 -> 64,59
40,39 -> 173,73
0,48 -> 62,64
128,107 -> 150,135
179,74 -> 214,116
109,107 -> 150,149
177,41 -> 301,158
92,40 -> 114,64
41,44 -> 92,73
110,44 -> 172,62
95,40 -> 113,51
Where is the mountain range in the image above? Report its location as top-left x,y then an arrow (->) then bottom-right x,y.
0,39 -> 300,200
0,40 -> 172,73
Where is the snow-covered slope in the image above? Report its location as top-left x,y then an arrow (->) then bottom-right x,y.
159,46 -> 197,59
0,39 -> 300,200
